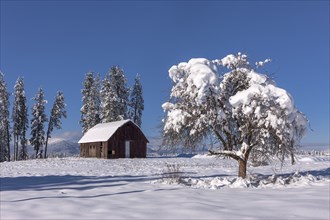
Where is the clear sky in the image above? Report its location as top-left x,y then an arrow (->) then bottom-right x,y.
1,1 -> 329,145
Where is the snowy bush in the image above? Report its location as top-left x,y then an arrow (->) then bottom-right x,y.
179,170 -> 329,189
162,163 -> 183,184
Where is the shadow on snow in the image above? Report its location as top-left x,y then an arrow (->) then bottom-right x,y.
252,167 -> 330,179
0,174 -> 180,202
0,174 -> 159,192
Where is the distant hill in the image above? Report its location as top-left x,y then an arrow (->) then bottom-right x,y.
13,134 -> 328,159
23,137 -> 80,158
46,138 -> 80,157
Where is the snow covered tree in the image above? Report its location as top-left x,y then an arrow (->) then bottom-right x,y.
44,91 -> 67,158
107,66 -> 129,121
129,73 -> 144,127
100,73 -> 115,123
12,77 -> 29,160
162,58 -> 220,150
80,72 -> 100,133
30,88 -> 48,158
0,72 -> 11,162
162,53 -> 308,178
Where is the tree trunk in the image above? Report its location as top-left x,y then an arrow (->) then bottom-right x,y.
238,159 -> 247,179
44,135 -> 49,159
13,134 -> 17,161
208,149 -> 249,179
6,125 -> 10,161
35,148 -> 39,159
291,152 -> 295,165
15,137 -> 19,161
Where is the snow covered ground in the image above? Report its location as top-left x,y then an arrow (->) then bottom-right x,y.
1,155 -> 329,219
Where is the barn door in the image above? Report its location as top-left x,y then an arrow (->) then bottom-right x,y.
90,145 -> 96,157
125,141 -> 130,158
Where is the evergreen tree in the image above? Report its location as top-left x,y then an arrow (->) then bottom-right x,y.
80,72 -> 100,133
30,88 -> 47,158
44,91 -> 67,158
0,72 -> 11,162
12,77 -> 28,160
129,73 -> 144,127
100,73 -> 114,123
108,66 -> 129,121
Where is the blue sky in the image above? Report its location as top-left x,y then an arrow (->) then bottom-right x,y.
1,1 -> 329,144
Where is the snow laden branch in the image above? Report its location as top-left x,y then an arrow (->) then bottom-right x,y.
162,53 -> 308,178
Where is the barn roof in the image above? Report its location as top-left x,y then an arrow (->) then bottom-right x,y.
78,119 -> 148,144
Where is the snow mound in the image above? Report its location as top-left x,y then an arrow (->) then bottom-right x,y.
297,156 -> 329,162
192,154 -> 217,159
174,169 -> 330,189
299,157 -> 317,162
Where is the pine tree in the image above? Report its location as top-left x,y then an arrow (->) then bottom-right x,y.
44,91 -> 67,158
100,73 -> 114,123
108,66 -> 129,121
0,72 -> 11,162
30,88 -> 48,158
129,73 -> 144,127
108,80 -> 120,121
80,72 -> 100,133
12,77 -> 29,161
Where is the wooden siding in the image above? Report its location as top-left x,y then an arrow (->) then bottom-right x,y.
80,141 -> 108,159
80,121 -> 148,159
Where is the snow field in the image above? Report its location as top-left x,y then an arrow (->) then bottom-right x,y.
1,156 -> 329,219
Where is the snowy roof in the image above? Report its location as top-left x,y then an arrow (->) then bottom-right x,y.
78,119 -> 144,144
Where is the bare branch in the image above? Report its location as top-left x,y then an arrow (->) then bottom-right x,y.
208,150 -> 241,161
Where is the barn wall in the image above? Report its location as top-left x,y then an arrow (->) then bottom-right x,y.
80,141 -> 108,159
107,121 -> 147,159
80,144 -> 88,157
80,121 -> 148,159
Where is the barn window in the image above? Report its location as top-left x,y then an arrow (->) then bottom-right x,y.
100,142 -> 103,146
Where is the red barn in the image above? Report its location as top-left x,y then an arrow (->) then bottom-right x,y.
78,119 -> 148,159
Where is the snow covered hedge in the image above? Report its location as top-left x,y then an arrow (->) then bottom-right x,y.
162,53 -> 308,178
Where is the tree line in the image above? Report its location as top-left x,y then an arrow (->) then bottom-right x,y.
0,65 -> 144,162
0,72 -> 66,162
80,65 -> 144,134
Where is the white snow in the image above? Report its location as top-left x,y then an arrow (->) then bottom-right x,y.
247,70 -> 273,86
229,71 -> 294,114
168,58 -> 218,105
163,109 -> 189,133
255,58 -> 272,68
1,155 -> 329,219
78,119 -> 133,143
220,53 -> 247,69
186,58 -> 218,90
161,102 -> 175,111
